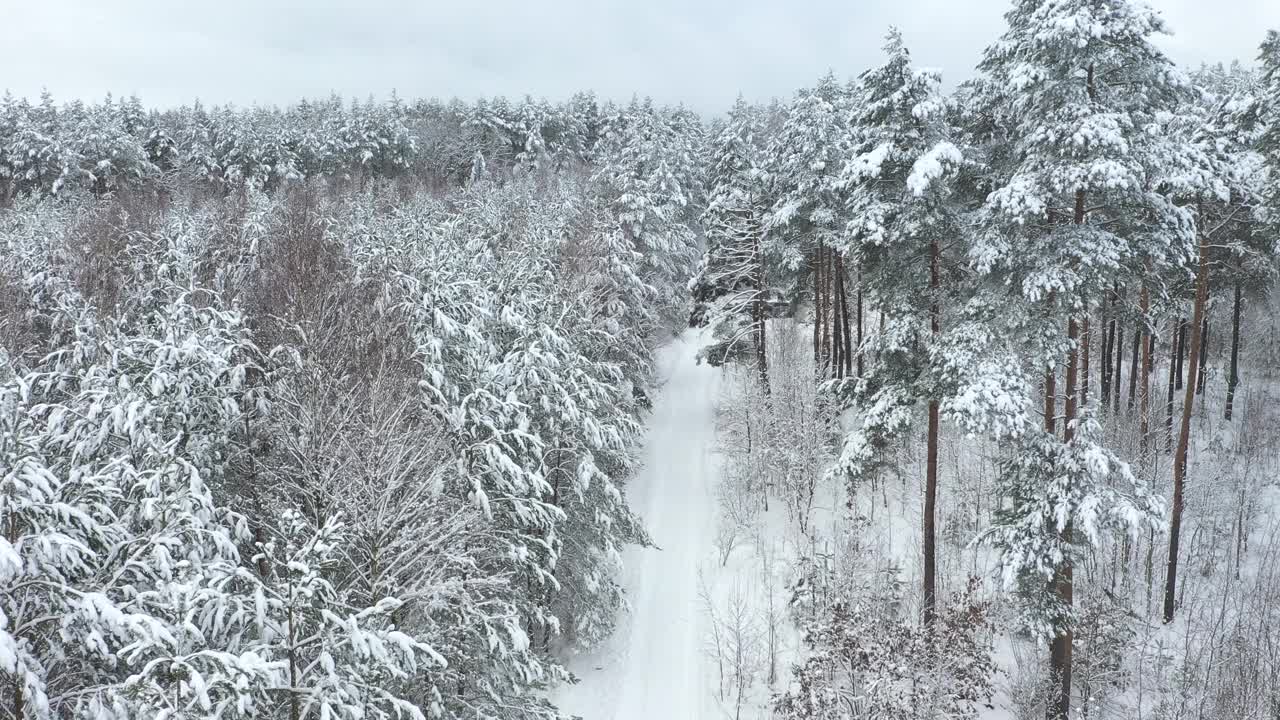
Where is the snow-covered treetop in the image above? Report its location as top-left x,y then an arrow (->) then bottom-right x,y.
973,0 -> 1200,309
766,71 -> 853,267
841,28 -> 963,256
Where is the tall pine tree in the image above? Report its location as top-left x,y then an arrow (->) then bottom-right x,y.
971,0 -> 1186,715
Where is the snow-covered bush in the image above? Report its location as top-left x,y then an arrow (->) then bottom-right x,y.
776,581 -> 995,720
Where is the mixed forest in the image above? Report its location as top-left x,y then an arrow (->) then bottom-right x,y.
2,1 -> 1280,719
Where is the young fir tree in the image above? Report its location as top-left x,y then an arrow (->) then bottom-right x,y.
971,0 -> 1186,715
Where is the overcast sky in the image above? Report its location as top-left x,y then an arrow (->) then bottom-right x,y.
4,0 -> 1278,114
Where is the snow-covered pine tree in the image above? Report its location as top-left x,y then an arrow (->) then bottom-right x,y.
591,99 -> 702,377
1150,55 -> 1280,626
690,97 -> 772,382
461,97 -> 518,173
0,94 -> 78,197
0,92 -> 18,202
0,270 -> 280,719
513,96 -> 551,172
1181,63 -> 1273,419
1217,32 -> 1280,423
0,354 -> 134,720
971,0 -> 1188,714
344,98 -> 416,182
331,178 -> 657,717
765,72 -> 854,378
563,91 -> 603,166
71,97 -> 156,194
71,287 -> 284,720
248,511 -> 447,720
826,28 -> 967,626
1257,31 -> 1280,240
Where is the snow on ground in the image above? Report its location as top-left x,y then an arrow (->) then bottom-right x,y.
555,330 -> 722,720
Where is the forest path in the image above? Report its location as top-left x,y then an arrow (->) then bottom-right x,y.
555,329 -> 721,719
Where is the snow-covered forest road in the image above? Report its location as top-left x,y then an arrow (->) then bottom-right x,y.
556,331 -> 721,719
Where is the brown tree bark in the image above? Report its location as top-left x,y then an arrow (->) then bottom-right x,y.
1045,364 -> 1057,437
1049,336 -> 1077,720
1101,294 -> 1115,408
1048,186 -> 1086,720
754,225 -> 769,390
839,253 -> 853,379
1196,317 -> 1208,395
1165,319 -> 1178,452
822,248 -> 834,376
1127,321 -> 1139,411
1174,316 -> 1187,391
829,251 -> 839,376
1049,184 -> 1090,717
1112,318 -> 1124,416
856,269 -> 865,379
1139,285 -> 1152,457
812,245 -> 821,372
1164,206 -> 1211,624
924,236 -> 941,627
1225,281 -> 1242,420
1082,315 -> 1091,406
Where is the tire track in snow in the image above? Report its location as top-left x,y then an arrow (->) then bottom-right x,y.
556,330 -> 721,719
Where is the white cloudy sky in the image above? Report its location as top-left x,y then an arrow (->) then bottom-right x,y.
3,0 -> 1278,113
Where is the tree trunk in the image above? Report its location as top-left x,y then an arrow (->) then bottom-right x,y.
1164,207 -> 1211,624
839,253 -> 853,379
832,251 -> 844,379
1174,316 -> 1187,391
1225,281 -> 1242,420
1112,318 -> 1124,416
824,248 -> 834,375
924,236 -> 940,627
289,598 -> 300,720
1139,285 -> 1151,457
1196,317 -> 1208,395
856,268 -> 864,379
812,245 -> 821,372
1045,364 -> 1057,438
1127,323 -> 1140,412
1102,295 -> 1115,409
1082,314 -> 1091,406
1166,319 -> 1178,452
1048,184 -> 1087,720
829,249 -> 838,373
754,226 -> 769,391
1049,322 -> 1077,720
